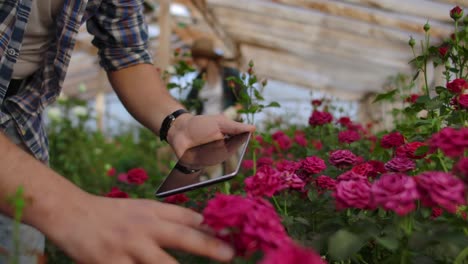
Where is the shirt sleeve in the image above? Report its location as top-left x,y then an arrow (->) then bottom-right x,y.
86,0 -> 154,71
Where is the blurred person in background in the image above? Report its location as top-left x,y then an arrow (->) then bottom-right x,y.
0,1 -> 254,264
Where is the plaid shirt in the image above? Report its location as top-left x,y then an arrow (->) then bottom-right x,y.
0,0 -> 153,163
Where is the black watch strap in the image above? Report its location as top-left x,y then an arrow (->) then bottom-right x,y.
159,109 -> 189,142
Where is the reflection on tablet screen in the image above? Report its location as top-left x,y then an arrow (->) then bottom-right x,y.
156,132 -> 251,195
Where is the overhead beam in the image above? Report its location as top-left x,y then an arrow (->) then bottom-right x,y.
213,7 -> 412,69
188,0 -> 238,58
157,0 -> 172,71
208,0 -> 452,38
339,0 -> 454,23
268,0 -> 453,39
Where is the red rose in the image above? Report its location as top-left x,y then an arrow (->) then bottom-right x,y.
257,157 -> 274,168
311,99 -> 322,107
164,193 -> 190,204
438,46 -> 449,58
352,163 -> 374,177
381,132 -> 405,149
338,130 -> 361,144
396,142 -> 427,159
450,6 -> 463,20
367,160 -> 386,178
446,78 -> 467,93
405,94 -> 420,104
106,167 -> 116,177
431,207 -> 443,219
126,168 -> 149,185
105,187 -> 129,198
241,160 -> 254,170
458,94 -> 468,109
337,170 -> 367,182
338,116 -> 351,126
308,110 -> 333,127
315,175 -> 337,193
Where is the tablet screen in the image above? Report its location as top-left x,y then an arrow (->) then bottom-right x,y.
155,132 -> 251,197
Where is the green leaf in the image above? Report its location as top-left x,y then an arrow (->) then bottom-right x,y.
167,83 -> 178,89
266,102 -> 281,108
435,86 -> 447,94
374,236 -> 399,251
253,89 -> 264,100
328,229 -> 366,260
373,89 -> 398,103
294,217 -> 310,226
414,145 -> 429,156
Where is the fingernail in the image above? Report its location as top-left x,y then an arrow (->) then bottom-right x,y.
219,244 -> 235,259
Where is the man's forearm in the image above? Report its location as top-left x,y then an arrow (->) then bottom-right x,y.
107,64 -> 187,136
0,132 -> 88,236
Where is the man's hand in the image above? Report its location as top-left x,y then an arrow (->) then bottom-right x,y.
166,114 -> 255,158
46,195 -> 234,264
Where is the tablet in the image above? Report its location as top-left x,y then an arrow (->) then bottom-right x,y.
155,132 -> 252,198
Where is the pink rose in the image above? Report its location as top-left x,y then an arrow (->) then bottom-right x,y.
415,172 -> 466,213
294,131 -> 308,147
334,179 -> 374,210
300,156 -> 326,175
381,132 -> 405,149
164,193 -> 190,204
329,150 -> 358,168
105,187 -> 129,198
396,142 -> 427,159
281,172 -> 306,191
371,173 -> 420,216
276,160 -> 300,173
257,157 -> 274,168
260,243 -> 326,264
203,194 -> 290,256
446,78 -> 467,93
430,127 -> 468,158
244,166 -> 284,197
309,110 -> 333,127
338,130 -> 361,144
337,170 -> 367,182
242,160 -> 254,170
384,157 -> 416,173
272,131 -> 292,151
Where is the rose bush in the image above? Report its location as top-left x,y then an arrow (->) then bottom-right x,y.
44,6 -> 468,264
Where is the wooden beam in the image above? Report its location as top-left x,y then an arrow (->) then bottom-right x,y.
157,0 -> 172,71
208,0 -> 452,38
213,7 -> 412,69
430,0 -> 467,5
339,0 -> 454,23
189,0 -> 239,58
267,0 -> 453,39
